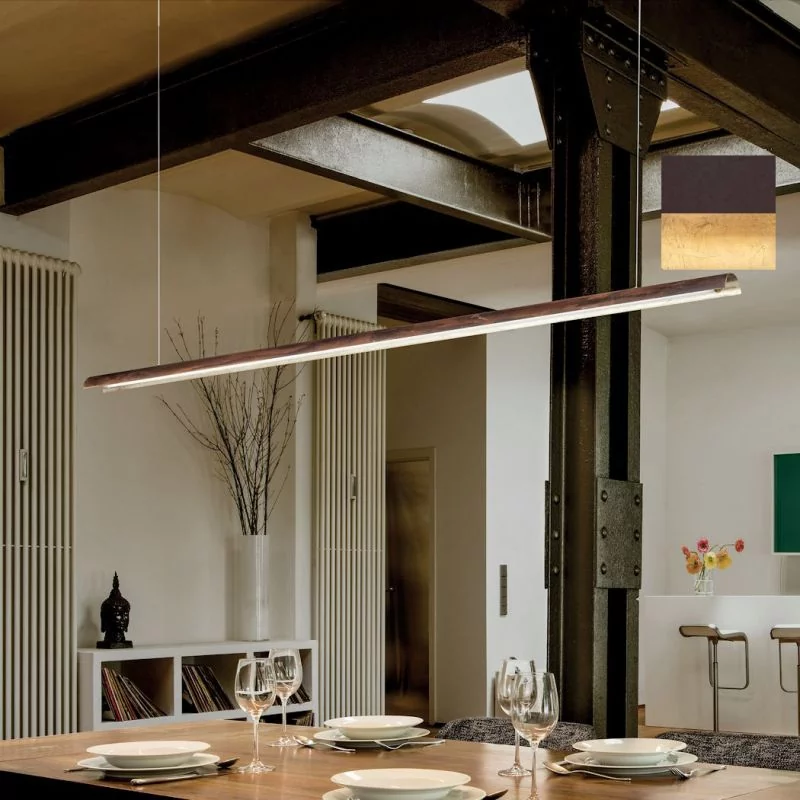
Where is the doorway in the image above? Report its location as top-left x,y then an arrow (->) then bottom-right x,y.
385,449 -> 436,722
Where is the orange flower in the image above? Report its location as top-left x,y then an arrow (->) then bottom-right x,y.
717,549 -> 732,570
704,551 -> 718,570
681,545 -> 691,557
685,553 -> 703,575
735,539 -> 745,553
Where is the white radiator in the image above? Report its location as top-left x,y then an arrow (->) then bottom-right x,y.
1,248 -> 78,739
314,311 -> 386,721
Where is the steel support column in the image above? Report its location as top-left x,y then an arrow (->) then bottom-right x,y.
530,5 -> 662,737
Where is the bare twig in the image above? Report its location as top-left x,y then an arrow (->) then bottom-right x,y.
159,302 -> 304,536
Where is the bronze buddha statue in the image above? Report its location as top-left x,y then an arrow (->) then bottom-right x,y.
97,572 -> 132,649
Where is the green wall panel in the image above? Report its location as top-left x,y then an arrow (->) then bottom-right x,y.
775,453 -> 800,553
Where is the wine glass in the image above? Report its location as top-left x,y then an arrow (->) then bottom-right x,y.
234,658 -> 277,773
496,658 -> 532,777
268,649 -> 303,747
511,669 -> 559,799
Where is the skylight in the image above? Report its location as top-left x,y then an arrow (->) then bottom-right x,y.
423,70 -> 680,146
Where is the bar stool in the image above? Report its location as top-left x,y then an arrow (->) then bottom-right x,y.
770,625 -> 800,735
679,624 -> 750,732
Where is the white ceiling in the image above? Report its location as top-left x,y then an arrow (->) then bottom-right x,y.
318,192 -> 800,339
761,0 -> 800,29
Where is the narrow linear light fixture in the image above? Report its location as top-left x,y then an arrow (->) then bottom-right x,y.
85,273 -> 740,392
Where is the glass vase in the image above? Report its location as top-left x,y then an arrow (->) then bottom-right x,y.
233,533 -> 270,640
693,576 -> 714,596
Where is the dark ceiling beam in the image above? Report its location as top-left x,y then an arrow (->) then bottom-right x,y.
474,0 -> 800,166
244,114 -> 550,241
312,200 -> 527,276
377,283 -> 492,324
0,0 -> 525,214
599,0 -> 800,167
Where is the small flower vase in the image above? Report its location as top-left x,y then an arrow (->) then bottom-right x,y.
693,576 -> 714,596
232,533 -> 270,640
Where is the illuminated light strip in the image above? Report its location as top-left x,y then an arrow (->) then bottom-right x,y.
84,273 -> 740,392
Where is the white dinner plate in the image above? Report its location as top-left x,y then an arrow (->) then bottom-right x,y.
315,728 -> 431,748
571,738 -> 687,766
331,768 -> 470,800
323,788 -> 485,800
77,753 -> 219,777
565,752 -> 698,777
85,740 -> 211,769
325,716 -> 424,740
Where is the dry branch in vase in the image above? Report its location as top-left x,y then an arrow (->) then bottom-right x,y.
159,303 -> 307,537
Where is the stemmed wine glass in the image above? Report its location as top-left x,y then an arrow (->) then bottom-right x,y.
268,649 -> 303,747
234,658 -> 277,773
496,658 -> 532,777
511,668 -> 559,800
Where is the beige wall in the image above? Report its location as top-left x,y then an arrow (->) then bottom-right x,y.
71,188 -> 269,647
387,338 -> 487,722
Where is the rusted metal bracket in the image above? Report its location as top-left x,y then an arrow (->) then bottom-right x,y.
595,477 -> 643,589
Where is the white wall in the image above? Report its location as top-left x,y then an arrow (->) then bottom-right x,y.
484,328 -> 550,710
664,324 -> 800,596
71,188 -> 269,647
387,338 -> 487,722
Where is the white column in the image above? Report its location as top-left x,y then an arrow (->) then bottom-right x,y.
268,213 -> 316,639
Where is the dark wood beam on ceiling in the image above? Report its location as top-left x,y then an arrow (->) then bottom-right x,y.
243,114 -> 551,241
312,201 -> 526,276
0,0 -> 525,214
475,0 -> 800,166
377,283 -> 492,324
600,0 -> 800,168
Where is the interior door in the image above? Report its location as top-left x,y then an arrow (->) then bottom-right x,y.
385,451 -> 435,722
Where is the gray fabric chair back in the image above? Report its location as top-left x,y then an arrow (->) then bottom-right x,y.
438,717 -> 595,751
656,730 -> 800,771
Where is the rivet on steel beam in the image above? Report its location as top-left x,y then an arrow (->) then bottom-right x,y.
625,59 -> 631,68
553,566 -> 560,575
599,41 -> 605,50
634,565 -> 641,577
634,495 -> 641,506
605,102 -> 612,111
556,114 -> 563,122
553,530 -> 560,539
608,48 -> 615,56
600,527 -> 608,539
606,72 -> 613,83
587,34 -> 594,44
659,79 -> 665,86
553,494 -> 560,505
604,125 -> 611,136
601,490 -> 608,502
600,563 -> 608,575
634,529 -> 641,541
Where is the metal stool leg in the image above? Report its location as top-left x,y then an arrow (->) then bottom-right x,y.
710,639 -> 719,732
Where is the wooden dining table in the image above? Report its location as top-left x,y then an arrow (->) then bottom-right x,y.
1,720 -> 799,800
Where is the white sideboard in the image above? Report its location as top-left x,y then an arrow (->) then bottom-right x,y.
78,640 -> 317,732
641,596 -> 800,735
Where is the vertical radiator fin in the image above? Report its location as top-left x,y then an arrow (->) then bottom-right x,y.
1,248 -> 78,739
314,312 -> 386,721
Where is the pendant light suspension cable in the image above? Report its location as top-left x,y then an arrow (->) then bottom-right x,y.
156,0 -> 162,365
635,0 -> 643,288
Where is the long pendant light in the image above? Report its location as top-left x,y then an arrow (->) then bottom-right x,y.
84,273 -> 740,392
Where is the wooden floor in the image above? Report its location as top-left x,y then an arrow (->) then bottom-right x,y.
638,705 -> 685,737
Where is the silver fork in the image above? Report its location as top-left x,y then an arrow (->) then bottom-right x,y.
670,765 -> 727,780
376,739 -> 445,751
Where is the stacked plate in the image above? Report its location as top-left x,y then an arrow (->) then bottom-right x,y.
326,768 -> 484,800
76,740 -> 217,780
317,715 -> 429,749
565,738 -> 697,777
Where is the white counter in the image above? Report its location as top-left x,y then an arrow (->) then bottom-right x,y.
641,595 -> 800,735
